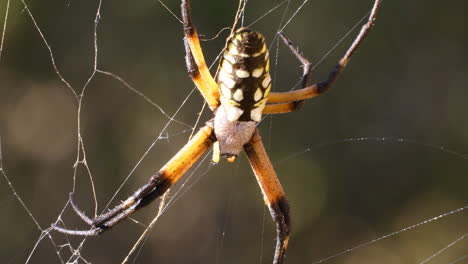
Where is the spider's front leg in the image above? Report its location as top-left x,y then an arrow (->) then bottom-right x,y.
181,0 -> 220,111
244,129 -> 290,264
264,0 -> 382,114
53,124 -> 216,236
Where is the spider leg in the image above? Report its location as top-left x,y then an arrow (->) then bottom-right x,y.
279,32 -> 313,89
53,124 -> 216,236
276,32 -> 313,111
182,0 -> 220,111
69,192 -> 93,225
264,0 -> 381,114
244,129 -> 290,264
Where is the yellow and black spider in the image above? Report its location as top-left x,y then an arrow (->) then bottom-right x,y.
53,0 -> 381,263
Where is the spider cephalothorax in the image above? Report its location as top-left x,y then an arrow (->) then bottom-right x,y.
53,1 -> 381,263
214,27 -> 272,161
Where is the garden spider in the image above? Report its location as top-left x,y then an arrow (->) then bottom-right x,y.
53,0 -> 381,263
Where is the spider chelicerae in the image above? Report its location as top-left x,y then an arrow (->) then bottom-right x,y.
53,0 -> 382,263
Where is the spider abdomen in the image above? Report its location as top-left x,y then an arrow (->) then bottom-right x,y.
216,27 -> 271,122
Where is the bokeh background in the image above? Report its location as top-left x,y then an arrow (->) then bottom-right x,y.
0,0 -> 467,263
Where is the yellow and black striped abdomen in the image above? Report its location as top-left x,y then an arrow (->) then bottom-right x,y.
217,27 -> 271,122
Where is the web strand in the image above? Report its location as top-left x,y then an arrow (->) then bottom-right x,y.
0,0 -> 10,62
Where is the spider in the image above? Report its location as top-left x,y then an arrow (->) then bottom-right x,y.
53,0 -> 381,263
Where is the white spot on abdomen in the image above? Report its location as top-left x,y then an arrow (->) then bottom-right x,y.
220,83 -> 232,98
222,60 -> 233,73
235,69 -> 250,78
233,89 -> 244,102
218,71 -> 236,88
252,68 -> 264,78
224,52 -> 236,64
250,104 -> 265,122
254,88 -> 263,102
262,75 -> 271,88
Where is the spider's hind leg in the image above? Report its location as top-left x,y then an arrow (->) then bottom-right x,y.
244,129 -> 291,264
53,125 -> 216,236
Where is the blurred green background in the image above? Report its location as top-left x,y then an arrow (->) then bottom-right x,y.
0,0 -> 467,263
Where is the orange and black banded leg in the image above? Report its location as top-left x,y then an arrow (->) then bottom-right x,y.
53,124 -> 216,236
244,129 -> 290,264
181,0 -> 220,111
264,0 -> 381,114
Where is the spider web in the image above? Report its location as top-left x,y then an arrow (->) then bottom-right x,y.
0,0 -> 467,263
